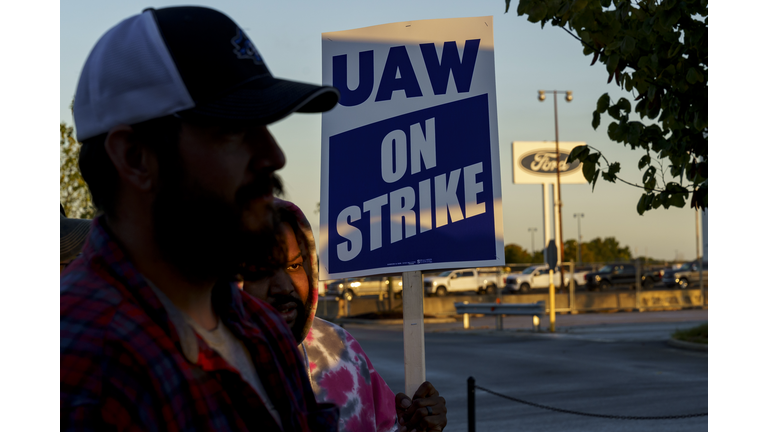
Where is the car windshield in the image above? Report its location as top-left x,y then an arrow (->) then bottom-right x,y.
439,271 -> 452,276
522,266 -> 538,275
598,265 -> 614,273
678,263 -> 693,271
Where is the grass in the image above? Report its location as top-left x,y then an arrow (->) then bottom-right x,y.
672,323 -> 708,345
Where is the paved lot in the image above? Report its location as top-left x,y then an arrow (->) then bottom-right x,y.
343,310 -> 707,431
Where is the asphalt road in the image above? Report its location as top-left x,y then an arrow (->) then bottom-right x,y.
343,311 -> 707,432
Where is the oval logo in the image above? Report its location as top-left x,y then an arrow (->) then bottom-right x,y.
519,150 -> 580,176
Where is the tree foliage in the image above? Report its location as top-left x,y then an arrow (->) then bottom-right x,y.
504,243 -> 543,263
563,236 -> 632,262
61,122 -> 95,219
507,0 -> 707,214
507,236 -> 633,264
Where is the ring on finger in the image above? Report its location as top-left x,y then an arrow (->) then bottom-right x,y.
426,406 -> 433,416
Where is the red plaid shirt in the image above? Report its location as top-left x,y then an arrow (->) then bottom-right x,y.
60,217 -> 338,431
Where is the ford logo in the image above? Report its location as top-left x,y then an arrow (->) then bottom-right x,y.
519,150 -> 580,176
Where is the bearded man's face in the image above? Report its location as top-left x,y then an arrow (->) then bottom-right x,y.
152,122 -> 286,281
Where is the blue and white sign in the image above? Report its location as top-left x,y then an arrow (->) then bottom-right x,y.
319,17 -> 504,280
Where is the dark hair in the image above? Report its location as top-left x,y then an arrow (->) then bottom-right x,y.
78,116 -> 182,217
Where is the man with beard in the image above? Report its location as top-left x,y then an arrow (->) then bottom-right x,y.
61,7 -> 340,431
240,200 -> 448,432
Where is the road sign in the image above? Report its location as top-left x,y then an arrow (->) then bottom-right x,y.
546,240 -> 558,270
319,17 -> 504,280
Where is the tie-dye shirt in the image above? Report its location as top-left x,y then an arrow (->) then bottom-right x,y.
301,319 -> 398,432
274,199 -> 398,432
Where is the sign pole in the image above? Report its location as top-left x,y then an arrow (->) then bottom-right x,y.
402,270 -> 425,397
546,240 -> 557,332
548,269 -> 556,333
542,184 -> 552,263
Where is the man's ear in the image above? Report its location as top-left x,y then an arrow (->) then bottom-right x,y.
104,125 -> 158,193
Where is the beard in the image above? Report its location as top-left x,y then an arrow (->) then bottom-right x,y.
152,163 -> 285,283
270,293 -> 308,343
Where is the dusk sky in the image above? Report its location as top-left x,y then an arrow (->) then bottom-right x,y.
60,0 -> 707,262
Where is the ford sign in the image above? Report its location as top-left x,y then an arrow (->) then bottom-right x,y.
519,150 -> 580,176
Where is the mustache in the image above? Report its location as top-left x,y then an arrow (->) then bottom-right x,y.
271,293 -> 304,311
234,173 -> 284,207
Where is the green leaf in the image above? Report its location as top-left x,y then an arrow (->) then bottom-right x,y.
526,1 -> 549,22
643,166 -> 656,184
644,176 -> 657,192
652,193 -> 663,209
607,122 -> 620,139
600,0 -> 612,7
638,155 -> 651,169
621,36 -> 636,54
667,42 -> 683,58
505,0 -> 511,13
592,111 -> 601,129
642,17 -> 655,34
637,194 -> 647,215
567,145 -> 589,162
617,97 -> 631,113
607,105 -> 622,120
686,68 -> 699,84
607,53 -> 620,74
582,161 -> 596,182
596,93 -> 610,113
669,193 -> 686,208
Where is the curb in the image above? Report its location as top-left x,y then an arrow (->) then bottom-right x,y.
335,317 -> 457,325
667,338 -> 708,352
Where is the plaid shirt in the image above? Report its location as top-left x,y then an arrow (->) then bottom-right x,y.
61,216 -> 338,431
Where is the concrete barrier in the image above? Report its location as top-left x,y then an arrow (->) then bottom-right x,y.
316,289 -> 708,319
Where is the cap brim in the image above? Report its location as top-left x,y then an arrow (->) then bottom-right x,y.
61,216 -> 91,262
177,77 -> 339,125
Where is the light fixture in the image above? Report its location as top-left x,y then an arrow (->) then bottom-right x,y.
565,91 -> 573,102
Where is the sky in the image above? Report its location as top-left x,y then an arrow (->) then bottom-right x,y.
0,2 -> 761,426
60,0 -> 703,262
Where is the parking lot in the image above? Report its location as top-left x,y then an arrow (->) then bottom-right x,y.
343,310 -> 708,431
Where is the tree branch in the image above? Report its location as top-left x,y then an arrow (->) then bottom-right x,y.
586,145 -> 695,193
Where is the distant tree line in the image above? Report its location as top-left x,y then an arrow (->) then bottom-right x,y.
505,236 -> 644,264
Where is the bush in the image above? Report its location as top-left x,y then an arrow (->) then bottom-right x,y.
672,323 -> 707,345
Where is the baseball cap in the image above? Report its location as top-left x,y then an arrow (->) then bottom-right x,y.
73,6 -> 339,141
60,204 -> 91,263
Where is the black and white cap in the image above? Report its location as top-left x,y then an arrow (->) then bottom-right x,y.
74,6 -> 339,141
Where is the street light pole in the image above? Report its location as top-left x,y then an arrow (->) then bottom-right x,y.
539,90 -> 572,290
573,213 -> 584,264
528,227 -> 538,261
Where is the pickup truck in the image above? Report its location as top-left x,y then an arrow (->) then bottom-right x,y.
584,264 -> 661,291
327,276 -> 402,301
662,260 -> 707,289
423,269 -> 505,296
503,265 -> 571,293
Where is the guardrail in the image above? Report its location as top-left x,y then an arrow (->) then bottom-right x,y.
455,301 -> 545,331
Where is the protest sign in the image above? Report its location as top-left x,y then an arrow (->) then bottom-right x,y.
320,17 -> 504,280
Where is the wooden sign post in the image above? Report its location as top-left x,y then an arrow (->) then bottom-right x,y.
402,270 -> 426,397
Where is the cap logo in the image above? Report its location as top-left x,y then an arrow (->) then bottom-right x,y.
231,28 -> 263,64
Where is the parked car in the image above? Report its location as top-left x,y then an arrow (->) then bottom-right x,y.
662,261 -> 708,289
584,264 -> 660,291
328,276 -> 403,301
424,268 -> 505,296
503,265 -> 570,293
570,267 -> 593,288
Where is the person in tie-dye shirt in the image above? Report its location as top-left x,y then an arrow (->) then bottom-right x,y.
240,199 -> 448,432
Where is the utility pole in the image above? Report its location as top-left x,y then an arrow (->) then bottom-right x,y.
573,213 -> 584,265
538,90 -> 572,290
528,227 -> 538,261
